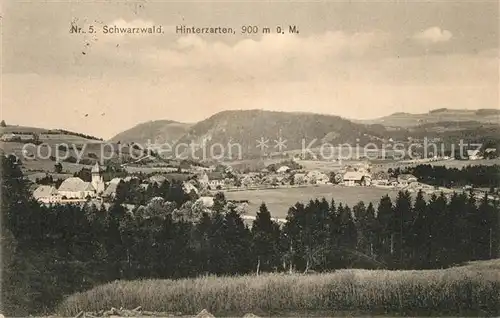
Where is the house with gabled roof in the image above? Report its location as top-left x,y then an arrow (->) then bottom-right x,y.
397,174 -> 418,186
207,172 -> 225,189
343,171 -> 371,186
58,177 -> 95,199
33,185 -> 61,203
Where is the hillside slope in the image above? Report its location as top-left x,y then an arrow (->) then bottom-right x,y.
109,120 -> 192,145
175,109 -> 387,158
0,125 -> 103,141
357,108 -> 500,127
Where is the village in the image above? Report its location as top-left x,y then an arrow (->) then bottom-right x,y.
2,129 -> 498,218
30,153 -> 498,212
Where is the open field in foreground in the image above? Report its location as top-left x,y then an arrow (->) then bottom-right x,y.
225,185 -> 400,218
57,260 -> 500,317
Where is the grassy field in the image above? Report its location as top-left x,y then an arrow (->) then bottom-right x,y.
225,185 -> 400,218
57,260 -> 500,317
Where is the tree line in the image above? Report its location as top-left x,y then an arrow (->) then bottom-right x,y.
1,154 -> 499,315
391,164 -> 500,189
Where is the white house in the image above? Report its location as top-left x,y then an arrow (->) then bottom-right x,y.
199,172 -> 210,188
207,172 -> 225,189
58,177 -> 95,199
183,181 -> 199,195
149,174 -> 167,185
196,196 -> 215,208
397,174 -> 418,186
485,148 -> 497,154
1,133 -> 17,141
467,149 -> 482,160
293,173 -> 306,185
33,185 -> 61,203
276,165 -> 291,174
306,170 -> 329,184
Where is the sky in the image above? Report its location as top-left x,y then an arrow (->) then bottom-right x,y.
2,0 -> 499,139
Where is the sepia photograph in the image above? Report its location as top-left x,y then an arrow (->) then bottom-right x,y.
1,0 -> 499,317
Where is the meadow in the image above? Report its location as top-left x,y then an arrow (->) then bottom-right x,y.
57,260 -> 500,317
225,185 -> 400,218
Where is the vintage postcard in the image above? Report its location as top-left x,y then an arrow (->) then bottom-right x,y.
1,0 -> 499,317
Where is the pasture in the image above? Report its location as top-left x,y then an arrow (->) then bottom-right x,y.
57,259 -> 500,317
225,185 -> 400,218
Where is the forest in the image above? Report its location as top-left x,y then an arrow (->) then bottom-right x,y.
392,164 -> 500,189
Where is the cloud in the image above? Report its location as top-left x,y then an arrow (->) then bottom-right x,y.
140,31 -> 390,79
413,27 -> 453,44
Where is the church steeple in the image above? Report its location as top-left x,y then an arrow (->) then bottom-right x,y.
91,161 -> 102,174
91,162 -> 105,194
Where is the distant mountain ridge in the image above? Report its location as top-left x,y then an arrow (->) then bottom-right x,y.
174,109 -> 387,157
4,107 -> 500,161
105,107 -> 500,159
356,108 -> 500,127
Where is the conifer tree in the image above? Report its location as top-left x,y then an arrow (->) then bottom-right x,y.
376,195 -> 394,263
353,201 -> 368,253
284,202 -> 306,272
393,190 -> 413,267
221,206 -> 252,274
425,193 -> 447,267
252,203 -> 280,274
445,192 -> 468,264
193,212 -> 213,274
464,191 -> 478,260
354,201 -> 378,261
412,190 -> 429,267
338,204 -> 357,266
104,203 -> 127,279
476,194 -> 494,259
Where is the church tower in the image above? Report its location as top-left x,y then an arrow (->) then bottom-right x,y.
91,162 -> 105,194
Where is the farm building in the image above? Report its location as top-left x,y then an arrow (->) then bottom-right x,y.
1,133 -> 35,141
183,180 -> 199,195
196,196 -> 214,208
397,174 -> 418,186
293,173 -> 307,185
33,185 -> 60,203
485,148 -> 497,154
305,170 -> 330,184
467,149 -> 482,160
1,133 -> 17,141
207,172 -> 225,189
276,165 -> 291,173
102,178 -> 123,198
149,174 -> 167,185
343,171 -> 371,186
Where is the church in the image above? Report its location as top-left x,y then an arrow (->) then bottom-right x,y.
34,162 -> 106,202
